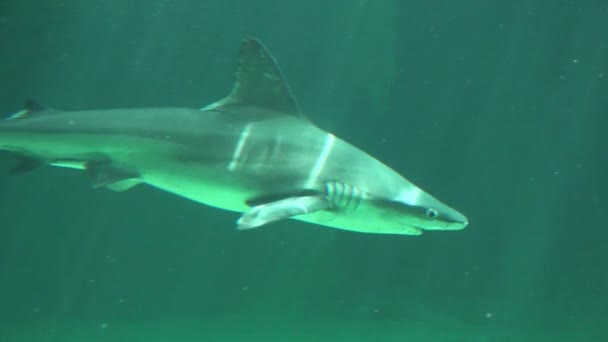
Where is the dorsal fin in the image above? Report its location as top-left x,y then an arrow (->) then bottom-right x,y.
4,99 -> 53,120
24,99 -> 50,112
203,38 -> 302,115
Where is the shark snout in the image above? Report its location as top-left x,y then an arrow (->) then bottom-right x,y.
440,207 -> 468,230
422,196 -> 468,231
408,191 -> 468,231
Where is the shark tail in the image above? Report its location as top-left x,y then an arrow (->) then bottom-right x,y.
1,99 -> 51,173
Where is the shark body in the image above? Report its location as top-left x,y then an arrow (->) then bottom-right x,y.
0,38 -> 467,235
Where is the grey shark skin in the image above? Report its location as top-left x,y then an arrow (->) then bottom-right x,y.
0,38 -> 468,235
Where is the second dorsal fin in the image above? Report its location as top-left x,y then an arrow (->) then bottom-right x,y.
4,99 -> 54,120
203,38 -> 302,115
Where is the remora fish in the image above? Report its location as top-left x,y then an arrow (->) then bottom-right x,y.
0,38 -> 467,235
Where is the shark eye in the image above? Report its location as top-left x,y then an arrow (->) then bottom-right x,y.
425,208 -> 439,220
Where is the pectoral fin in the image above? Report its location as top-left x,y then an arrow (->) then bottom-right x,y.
9,156 -> 43,174
237,195 -> 329,230
105,179 -> 142,192
85,161 -> 141,192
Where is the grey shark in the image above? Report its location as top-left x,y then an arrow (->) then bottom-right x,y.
0,38 -> 467,235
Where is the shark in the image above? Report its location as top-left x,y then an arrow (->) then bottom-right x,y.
0,38 -> 467,235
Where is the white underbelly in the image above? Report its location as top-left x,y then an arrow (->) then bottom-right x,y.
141,169 -> 252,213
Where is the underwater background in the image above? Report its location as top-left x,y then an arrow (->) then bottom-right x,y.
0,0 -> 606,341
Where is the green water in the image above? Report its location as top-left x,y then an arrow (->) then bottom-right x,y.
0,1 -> 606,341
